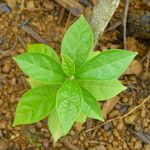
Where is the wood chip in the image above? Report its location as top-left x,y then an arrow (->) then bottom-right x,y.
102,96 -> 120,118
126,125 -> 150,144
61,138 -> 80,150
124,60 -> 142,75
54,0 -> 84,16
21,25 -> 48,44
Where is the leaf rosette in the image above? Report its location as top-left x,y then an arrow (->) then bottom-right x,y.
13,15 -> 137,141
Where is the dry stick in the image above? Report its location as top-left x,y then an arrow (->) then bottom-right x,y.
90,0 -> 120,46
54,0 -> 84,17
21,25 -> 48,45
61,138 -> 80,150
84,95 -> 150,133
123,0 -> 130,50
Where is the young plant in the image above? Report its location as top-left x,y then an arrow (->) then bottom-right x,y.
13,15 -> 137,141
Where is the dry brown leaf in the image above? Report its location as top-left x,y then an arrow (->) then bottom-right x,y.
102,96 -> 120,118
124,60 -> 142,75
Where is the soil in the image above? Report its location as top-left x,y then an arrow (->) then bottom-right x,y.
0,0 -> 150,150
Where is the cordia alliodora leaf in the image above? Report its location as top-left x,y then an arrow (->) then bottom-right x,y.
27,78 -> 50,88
61,15 -> 93,71
13,86 -> 58,126
48,108 -> 65,142
48,80 -> 82,141
27,43 -> 60,63
27,78 -> 61,88
87,51 -> 101,61
77,79 -> 126,101
62,54 -> 75,77
13,15 -> 138,142
13,53 -> 66,84
76,50 -> 137,80
81,87 -> 104,121
75,114 -> 87,123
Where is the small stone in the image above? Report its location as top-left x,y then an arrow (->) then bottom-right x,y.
27,0 -> 35,10
79,135 -> 84,141
70,130 -> 75,136
0,139 -> 9,150
10,94 -> 16,103
95,145 -> 106,150
120,105 -> 129,114
0,121 -> 6,129
43,2 -> 54,10
125,114 -> 137,124
117,120 -> 124,130
124,60 -> 142,75
103,123 -> 112,131
2,60 -> 12,73
0,99 -> 3,105
134,140 -> 142,149
74,123 -> 84,132
144,144 -> 150,150
43,139 -> 49,148
9,77 -> 16,85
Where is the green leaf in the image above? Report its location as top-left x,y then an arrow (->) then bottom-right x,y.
55,80 -> 82,135
61,15 -> 93,70
81,87 -> 104,121
76,50 -> 137,80
27,78 -> 50,88
77,79 -> 126,101
27,43 -> 60,63
48,108 -> 65,142
27,78 -> 61,88
13,53 -> 66,84
62,54 -> 75,77
75,114 -> 87,123
87,51 -> 101,61
13,86 -> 58,126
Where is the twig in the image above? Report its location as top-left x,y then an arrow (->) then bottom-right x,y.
17,34 -> 26,49
84,95 -> 150,133
146,51 -> 150,73
21,25 -> 48,44
54,0 -> 84,16
64,12 -> 72,32
61,138 -> 80,150
123,0 -> 130,49
90,0 -> 120,46
86,118 -> 93,137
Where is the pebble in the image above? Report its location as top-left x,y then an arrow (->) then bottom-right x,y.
134,140 -> 142,149
95,145 -> 106,150
70,130 -> 75,136
43,2 -> 54,10
2,60 -> 12,73
43,139 -> 50,148
0,121 -> 6,129
144,144 -> 150,150
0,139 -> 9,150
10,94 -> 16,103
103,123 -> 112,131
124,60 -> 142,75
125,114 -> 137,124
117,120 -> 124,130
0,99 -> 3,105
74,123 -> 84,132
27,0 -> 35,10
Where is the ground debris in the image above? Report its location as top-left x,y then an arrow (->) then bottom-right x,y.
126,124 -> 150,144
54,0 -> 84,16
